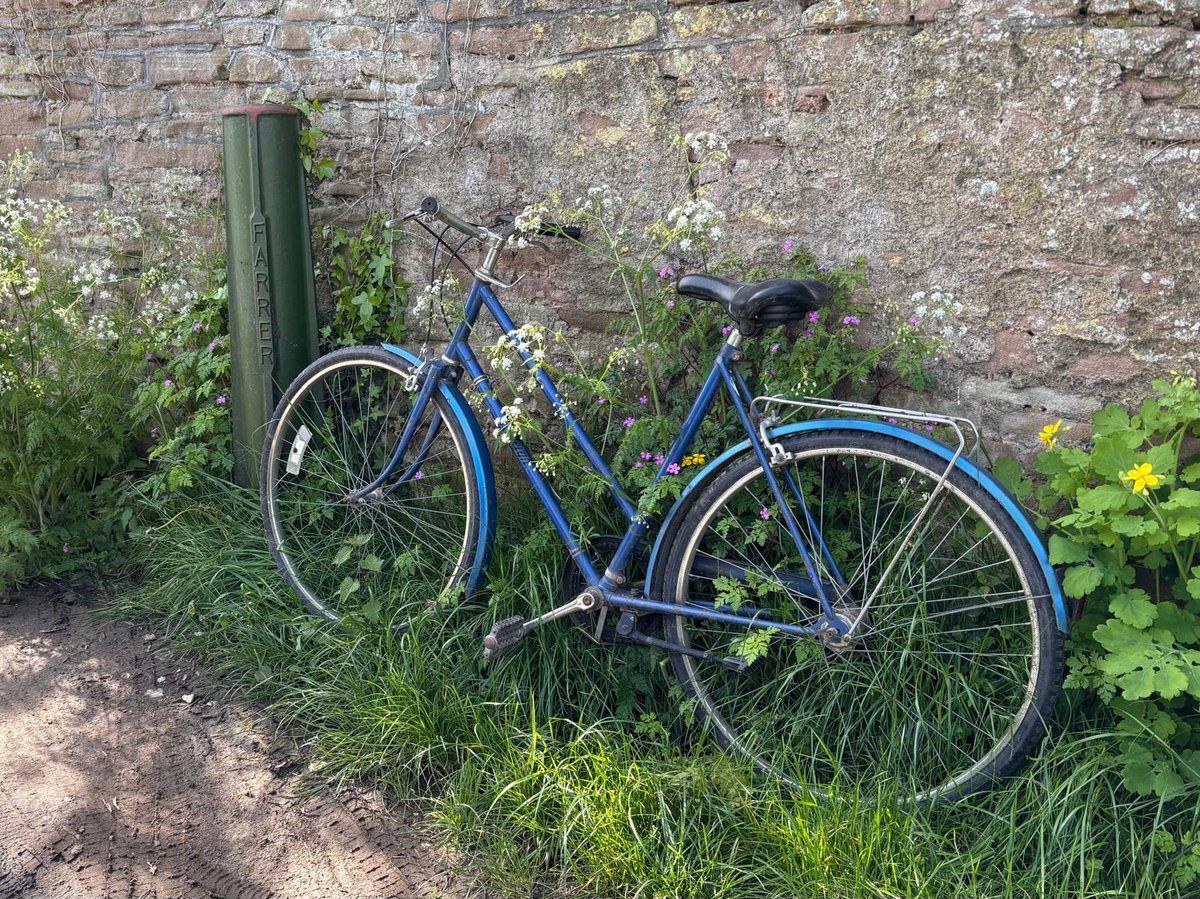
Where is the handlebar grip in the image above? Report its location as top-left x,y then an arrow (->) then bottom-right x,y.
539,223 -> 582,240
420,195 -> 483,239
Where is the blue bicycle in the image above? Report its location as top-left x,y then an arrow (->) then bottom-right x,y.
261,197 -> 1068,803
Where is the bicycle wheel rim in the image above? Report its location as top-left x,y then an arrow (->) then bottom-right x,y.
263,354 -> 476,621
666,440 -> 1051,803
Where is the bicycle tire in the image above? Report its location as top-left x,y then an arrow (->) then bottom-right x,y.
260,346 -> 482,621
660,428 -> 1064,803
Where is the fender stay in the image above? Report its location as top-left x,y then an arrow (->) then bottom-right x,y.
646,420 -> 1069,632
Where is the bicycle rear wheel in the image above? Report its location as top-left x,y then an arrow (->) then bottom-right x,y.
261,346 -> 480,621
660,429 -> 1063,803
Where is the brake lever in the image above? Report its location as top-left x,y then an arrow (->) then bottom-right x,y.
383,209 -> 423,229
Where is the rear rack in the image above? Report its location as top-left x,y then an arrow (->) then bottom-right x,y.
750,395 -> 991,638
750,394 -> 984,473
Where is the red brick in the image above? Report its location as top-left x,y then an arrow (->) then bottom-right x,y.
0,101 -> 44,135
144,1 -> 213,26
326,25 -> 377,52
228,51 -> 282,83
730,42 -> 767,80
149,51 -> 229,86
272,25 -> 311,51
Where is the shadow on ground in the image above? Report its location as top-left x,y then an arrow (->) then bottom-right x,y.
0,585 -> 472,899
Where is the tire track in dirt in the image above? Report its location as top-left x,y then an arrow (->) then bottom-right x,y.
0,587 -> 473,899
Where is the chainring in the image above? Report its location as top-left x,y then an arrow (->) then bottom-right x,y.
560,536 -> 658,643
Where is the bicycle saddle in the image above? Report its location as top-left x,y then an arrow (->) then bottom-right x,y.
676,274 -> 830,337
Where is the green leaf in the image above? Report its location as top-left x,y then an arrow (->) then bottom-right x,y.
1092,403 -> 1131,437
1110,589 -> 1157,629
1155,665 -> 1189,699
1078,484 -> 1134,514
991,456 -> 1024,498
1048,534 -> 1091,565
1120,667 -> 1158,701
1162,488 -> 1200,511
336,577 -> 360,602
1109,514 -> 1154,537
1175,516 -> 1200,538
333,544 -> 353,566
1181,461 -> 1200,483
1146,443 -> 1178,482
360,553 -> 383,573
1187,574 -> 1200,602
1092,434 -> 1140,480
1063,564 -> 1104,598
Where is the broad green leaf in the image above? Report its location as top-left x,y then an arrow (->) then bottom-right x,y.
1175,516 -> 1200,538
1063,564 -> 1104,598
360,597 -> 382,622
1092,434 -> 1141,480
1109,514 -> 1154,537
1119,667 -> 1158,700
1092,403 -> 1131,437
333,544 -> 353,566
1187,574 -> 1200,602
1110,589 -> 1157,629
336,577 -> 360,602
1078,484 -> 1134,514
1154,664 -> 1189,699
991,456 -> 1024,498
1121,755 -> 1156,795
1161,488 -> 1200,511
1146,443 -> 1178,481
1094,618 -> 1151,655
1181,461 -> 1200,483
360,553 -> 383,573
1048,534 -> 1091,565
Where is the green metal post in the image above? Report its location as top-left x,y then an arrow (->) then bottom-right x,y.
221,104 -> 319,488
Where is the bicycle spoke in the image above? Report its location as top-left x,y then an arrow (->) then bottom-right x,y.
666,437 -> 1053,803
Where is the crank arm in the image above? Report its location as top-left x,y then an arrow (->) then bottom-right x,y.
483,587 -> 600,661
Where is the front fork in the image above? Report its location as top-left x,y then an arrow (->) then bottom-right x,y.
345,359 -> 449,501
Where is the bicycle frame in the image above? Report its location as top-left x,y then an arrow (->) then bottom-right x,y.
372,275 -> 851,641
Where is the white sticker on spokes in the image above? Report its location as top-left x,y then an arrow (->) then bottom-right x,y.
286,424 -> 312,475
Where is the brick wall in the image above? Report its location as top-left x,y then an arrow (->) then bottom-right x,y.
2,0 -> 1199,445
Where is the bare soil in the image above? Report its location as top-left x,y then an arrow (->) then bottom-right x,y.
0,585 -> 473,899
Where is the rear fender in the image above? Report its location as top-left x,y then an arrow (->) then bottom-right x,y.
646,420 -> 1069,632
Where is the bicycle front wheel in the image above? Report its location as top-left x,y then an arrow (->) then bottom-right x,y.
661,429 -> 1063,803
261,346 -> 480,621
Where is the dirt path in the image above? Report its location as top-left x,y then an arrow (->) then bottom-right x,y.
0,586 -> 472,899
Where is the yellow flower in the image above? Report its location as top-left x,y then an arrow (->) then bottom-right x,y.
681,452 -> 707,468
1038,419 -> 1068,449
1122,463 -> 1161,496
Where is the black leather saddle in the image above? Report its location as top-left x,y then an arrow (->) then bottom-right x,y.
676,274 -> 830,337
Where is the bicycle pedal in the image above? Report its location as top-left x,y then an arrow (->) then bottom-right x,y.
721,655 -> 751,674
482,615 -> 527,662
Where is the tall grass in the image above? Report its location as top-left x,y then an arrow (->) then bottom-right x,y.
110,482 -> 1196,898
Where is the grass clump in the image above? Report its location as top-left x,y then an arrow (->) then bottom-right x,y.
111,482 -> 1199,898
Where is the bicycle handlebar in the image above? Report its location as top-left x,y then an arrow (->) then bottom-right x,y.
419,196 -> 582,243
420,196 -> 486,240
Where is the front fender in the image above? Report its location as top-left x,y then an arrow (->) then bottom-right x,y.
382,343 -> 495,594
646,420 -> 1069,632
